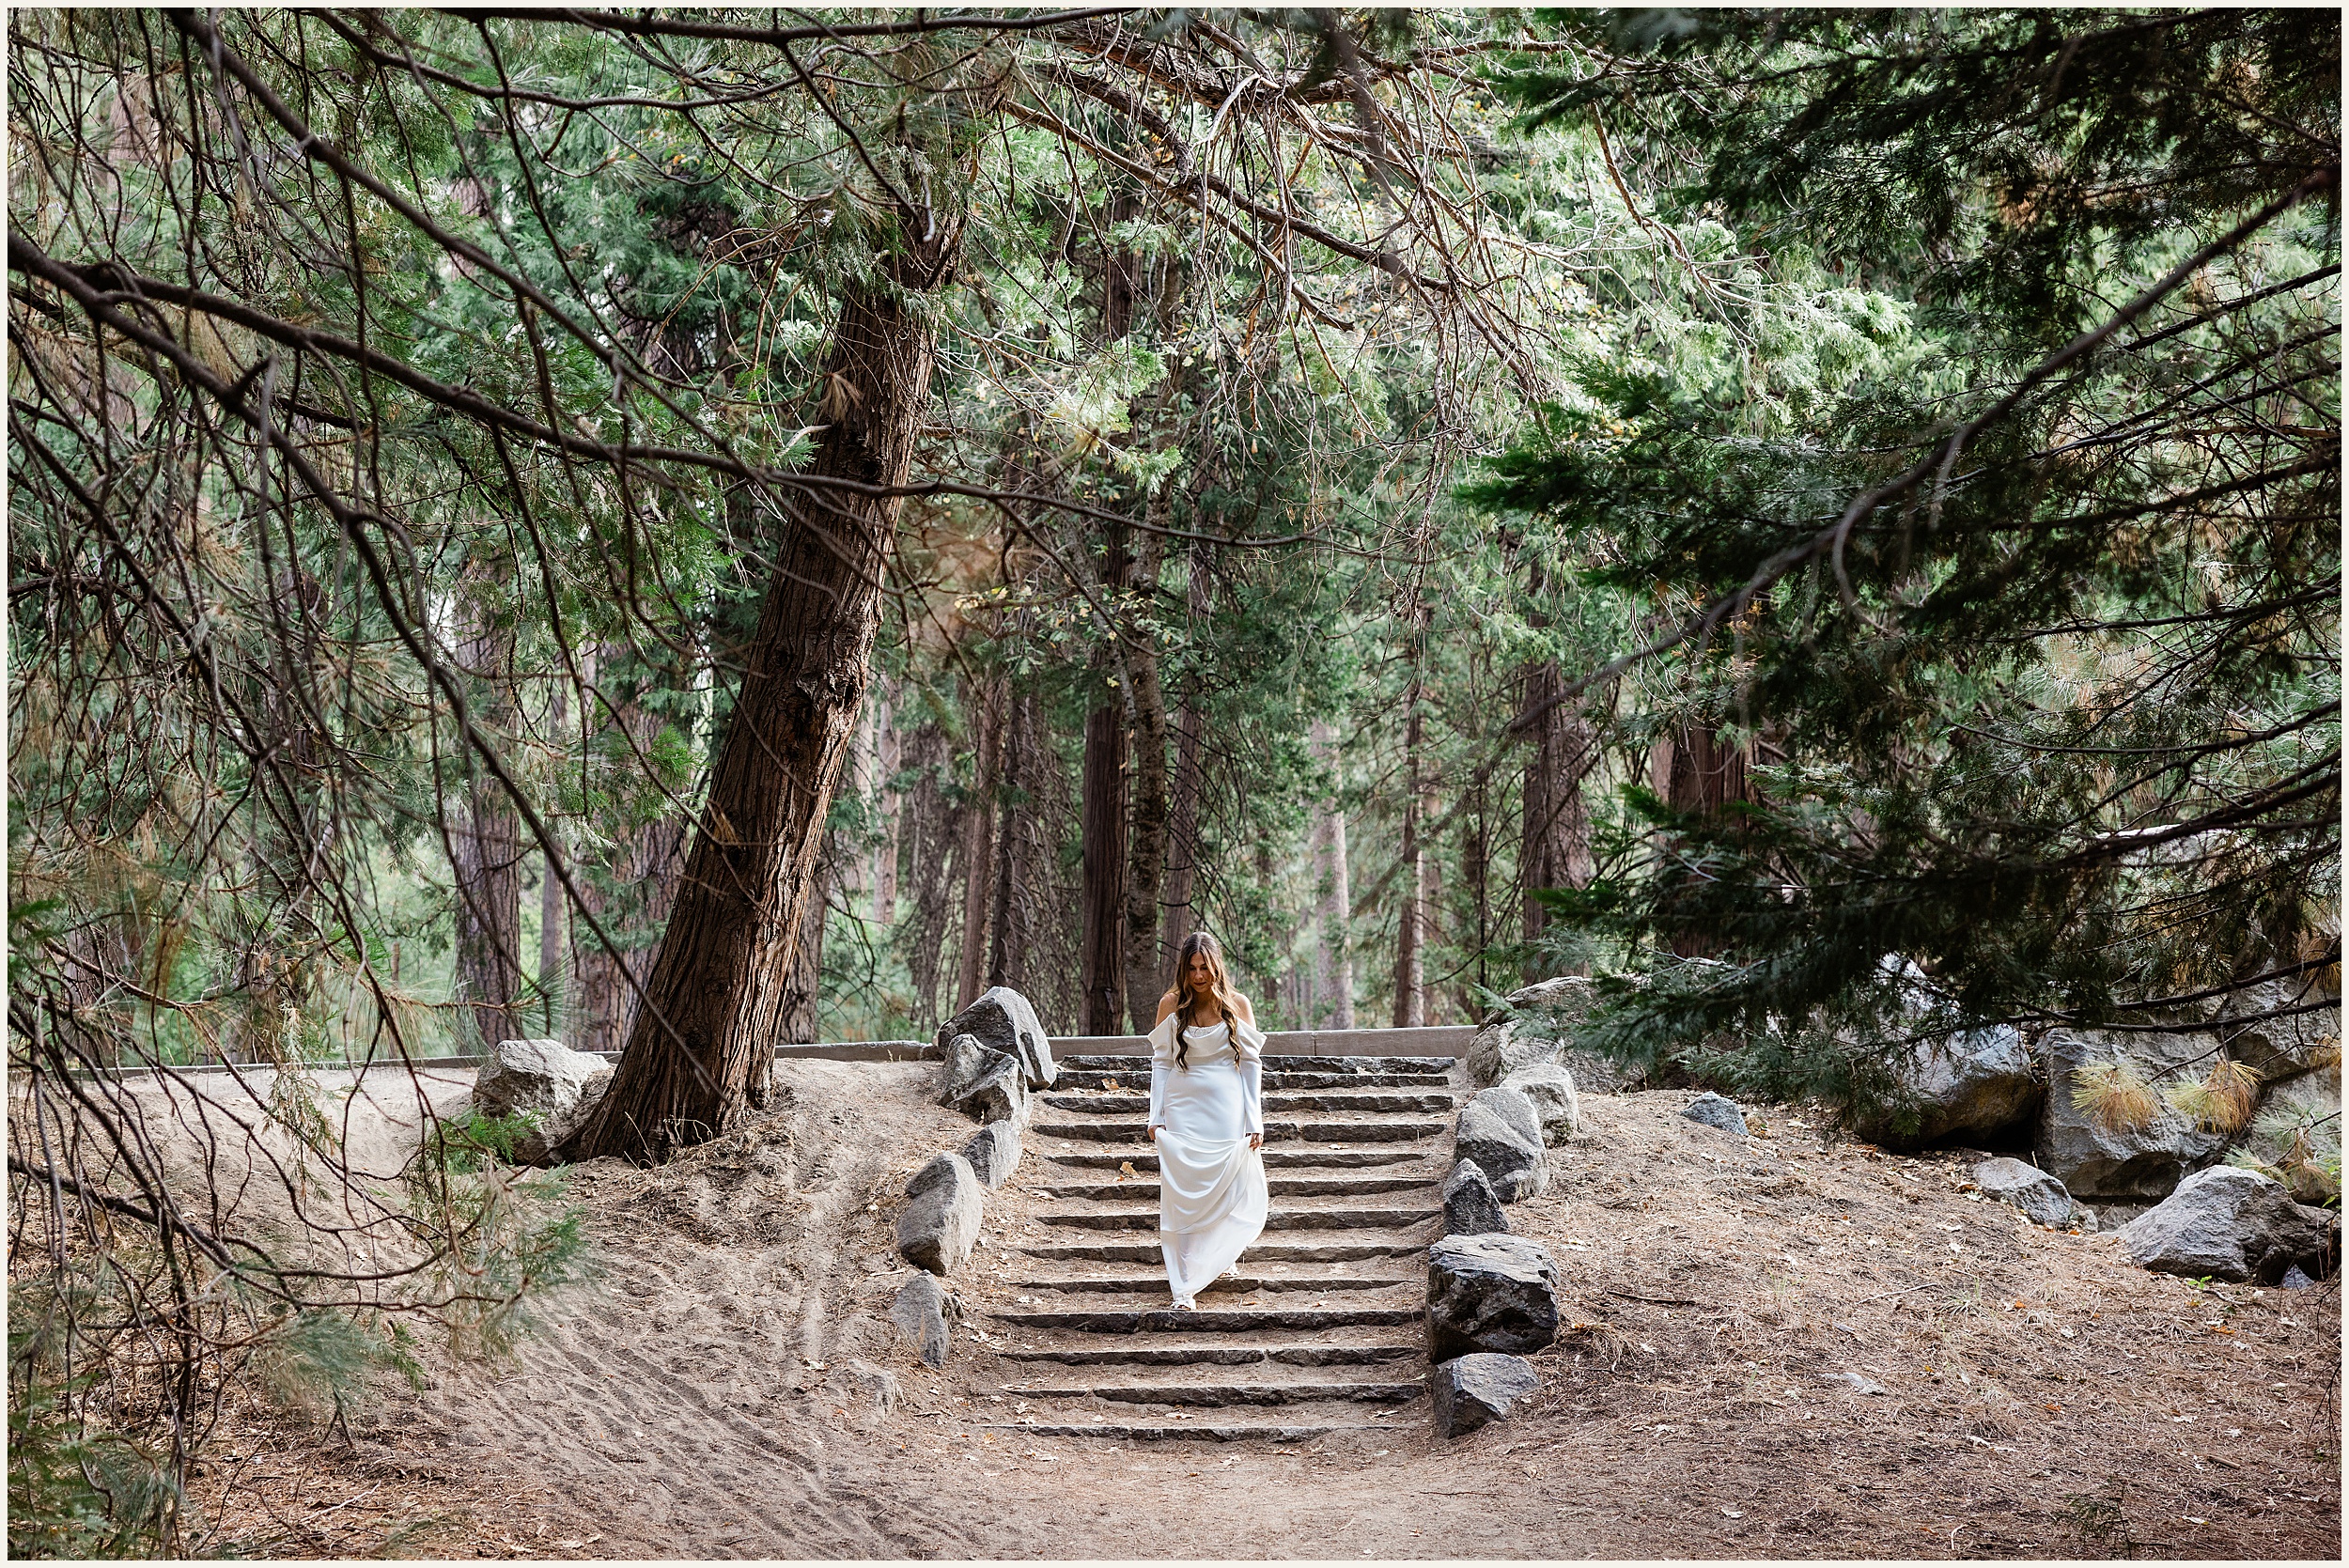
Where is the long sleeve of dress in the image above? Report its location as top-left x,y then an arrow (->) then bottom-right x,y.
1237,1055 -> 1264,1136
1149,1059 -> 1169,1128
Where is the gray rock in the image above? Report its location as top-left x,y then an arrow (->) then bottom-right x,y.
825,1358 -> 900,1420
1455,1087 -> 1548,1201
2038,1029 -> 2228,1199
2069,1202 -> 2101,1233
474,1038 -> 609,1121
1502,1063 -> 1579,1145
1431,1353 -> 1540,1437
961,1121 -> 1022,1188
895,1154 -> 984,1276
890,1272 -> 958,1368
938,986 -> 1057,1088
511,1066 -> 614,1165
2118,1166 -> 2334,1283
1465,978 -> 1643,1094
1854,1027 -> 2042,1151
2214,978 -> 2342,1080
935,1032 -> 995,1104
942,1048 -> 1029,1128
2280,1265 -> 2317,1290
1973,1156 -> 2075,1228
1681,1092 -> 1749,1137
1441,1158 -> 1509,1237
1426,1234 -> 1561,1359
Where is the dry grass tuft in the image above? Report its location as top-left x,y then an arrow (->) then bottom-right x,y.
2164,1056 -> 2264,1134
2071,1058 -> 2160,1134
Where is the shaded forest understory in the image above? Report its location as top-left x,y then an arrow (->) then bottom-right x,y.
8,7 -> 2338,1556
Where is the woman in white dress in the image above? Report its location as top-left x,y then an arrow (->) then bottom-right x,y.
1144,932 -> 1269,1311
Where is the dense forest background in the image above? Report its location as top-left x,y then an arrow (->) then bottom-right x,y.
7,8 -> 2337,1551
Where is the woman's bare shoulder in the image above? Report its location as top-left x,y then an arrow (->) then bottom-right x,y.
1231,992 -> 1256,1023
1153,989 -> 1179,1025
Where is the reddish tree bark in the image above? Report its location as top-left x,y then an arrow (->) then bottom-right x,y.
568,273 -> 948,1160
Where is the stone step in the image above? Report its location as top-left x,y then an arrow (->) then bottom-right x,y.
1035,1174 -> 1437,1202
1058,1055 -> 1455,1075
1042,1091 -> 1457,1115
1034,1206 -> 1438,1234
1040,1149 -> 1434,1172
1007,1379 -> 1423,1407
1016,1238 -> 1425,1265
995,1342 -> 1420,1368
1054,1069 -> 1455,1091
992,1420 -> 1387,1443
1015,1272 -> 1409,1296
993,1305 -> 1421,1334
1032,1119 -> 1448,1145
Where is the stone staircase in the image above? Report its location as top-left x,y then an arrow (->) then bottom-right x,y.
986,1052 -> 1463,1442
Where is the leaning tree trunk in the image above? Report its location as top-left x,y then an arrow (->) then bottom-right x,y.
450,595 -> 523,1054
568,279 -> 941,1161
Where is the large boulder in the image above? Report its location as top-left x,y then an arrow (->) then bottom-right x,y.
2213,977 -> 2342,1081
941,1046 -> 1029,1128
961,1121 -> 1022,1188
2118,1166 -> 2336,1283
890,1272 -> 958,1369
1681,1092 -> 1749,1137
511,1067 -> 614,1165
1972,1156 -> 2077,1228
938,986 -> 1056,1089
2229,1063 -> 2341,1204
1840,958 -> 2041,1150
1455,1087 -> 1548,1202
1464,977 -> 1645,1094
474,1038 -> 609,1121
1427,1234 -> 1561,1359
1502,1063 -> 1579,1145
2038,1029 -> 2228,1199
1431,1353 -> 1541,1438
1441,1158 -> 1509,1238
895,1154 -> 984,1276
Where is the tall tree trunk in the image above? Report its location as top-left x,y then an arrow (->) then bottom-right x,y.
1421,787 -> 1444,1026
987,689 -> 1025,990
1078,535 -> 1131,1032
1159,553 -> 1213,964
450,598 -> 523,1053
570,277 -> 942,1161
1654,721 -> 1757,958
1310,719 -> 1354,1030
871,688 -> 900,928
538,683 -> 568,1036
1459,778 -> 1487,1020
1521,659 -> 1599,980
1122,527 -> 1171,1030
1392,704 -> 1425,1028
776,846 -> 828,1048
956,676 -> 1003,1010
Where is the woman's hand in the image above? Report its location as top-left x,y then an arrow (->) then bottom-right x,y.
1247,1131 -> 1264,1150
1148,1125 -> 1162,1142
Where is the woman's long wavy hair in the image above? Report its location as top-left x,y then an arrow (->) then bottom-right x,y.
1170,930 -> 1242,1069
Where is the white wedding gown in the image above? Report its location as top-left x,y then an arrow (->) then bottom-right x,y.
1147,1014 -> 1268,1308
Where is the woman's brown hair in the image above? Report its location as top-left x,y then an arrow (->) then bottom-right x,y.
1170,930 -> 1241,1070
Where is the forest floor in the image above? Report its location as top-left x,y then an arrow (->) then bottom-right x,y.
184,1059 -> 2340,1560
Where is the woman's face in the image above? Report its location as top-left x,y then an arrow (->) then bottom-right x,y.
1185,952 -> 1214,992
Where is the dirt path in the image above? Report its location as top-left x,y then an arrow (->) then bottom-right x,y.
252,1059 -> 2337,1559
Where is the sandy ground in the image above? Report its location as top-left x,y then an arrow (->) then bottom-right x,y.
150,1061 -> 2342,1559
